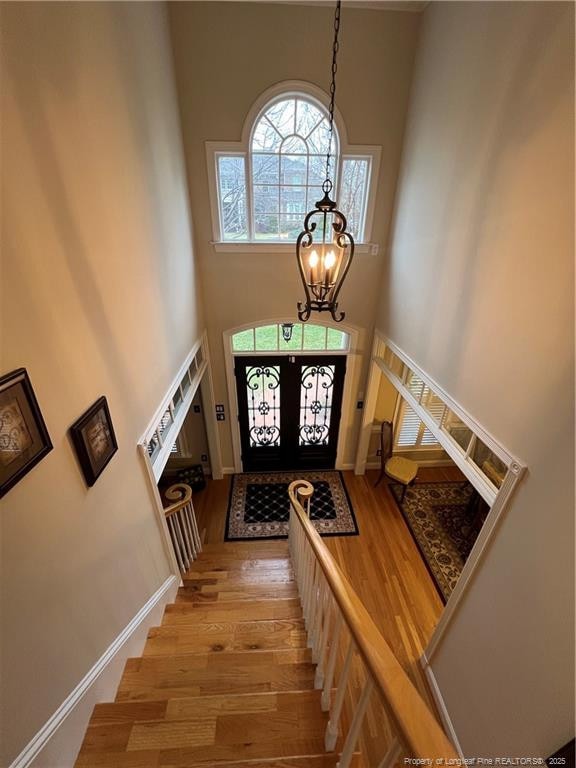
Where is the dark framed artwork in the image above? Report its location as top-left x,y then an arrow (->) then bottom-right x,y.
70,396 -> 118,487
0,368 -> 53,498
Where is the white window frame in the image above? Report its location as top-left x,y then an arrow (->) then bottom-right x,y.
354,329 -> 527,694
231,322 -> 351,355
205,81 -> 381,252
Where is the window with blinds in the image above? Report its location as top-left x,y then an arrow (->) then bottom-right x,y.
395,398 -> 440,449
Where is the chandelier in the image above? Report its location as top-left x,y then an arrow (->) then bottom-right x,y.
296,0 -> 354,323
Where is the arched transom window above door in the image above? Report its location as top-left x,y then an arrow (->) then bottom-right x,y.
206,84 -> 381,248
231,323 -> 350,353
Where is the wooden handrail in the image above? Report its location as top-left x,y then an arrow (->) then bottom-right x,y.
288,480 -> 458,759
163,483 -> 192,517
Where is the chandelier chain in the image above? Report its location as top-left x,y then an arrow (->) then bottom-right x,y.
325,0 -> 341,188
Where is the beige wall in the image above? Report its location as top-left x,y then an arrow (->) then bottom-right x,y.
0,3 -> 203,764
378,1 -> 574,756
168,1 -> 420,467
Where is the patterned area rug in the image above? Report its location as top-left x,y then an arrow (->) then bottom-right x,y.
390,481 -> 483,603
226,471 -> 359,541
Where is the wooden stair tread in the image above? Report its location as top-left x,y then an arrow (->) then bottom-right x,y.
162,600 -> 302,625
75,544 -> 354,767
124,648 -> 312,672
200,542 -> 289,554
144,620 -> 307,656
194,757 -> 363,768
183,571 -> 295,585
75,740 -> 346,767
116,651 -> 316,701
186,559 -> 293,572
176,583 -> 299,603
75,755 -> 362,768
91,691 -> 325,726
77,739 -> 332,765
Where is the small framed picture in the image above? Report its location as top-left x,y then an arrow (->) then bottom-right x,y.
0,368 -> 53,498
70,396 -> 118,487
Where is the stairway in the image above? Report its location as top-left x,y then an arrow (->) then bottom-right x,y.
75,541 -> 359,767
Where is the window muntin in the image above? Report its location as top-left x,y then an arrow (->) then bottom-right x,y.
214,94 -> 373,243
217,155 -> 248,241
251,97 -> 333,242
231,323 -> 349,353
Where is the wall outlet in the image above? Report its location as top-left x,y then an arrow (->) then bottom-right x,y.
376,449 -> 382,456
356,400 -> 364,409
201,454 -> 208,462
193,404 -> 201,413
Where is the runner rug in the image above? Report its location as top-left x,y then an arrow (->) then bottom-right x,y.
390,481 -> 484,603
226,470 -> 359,541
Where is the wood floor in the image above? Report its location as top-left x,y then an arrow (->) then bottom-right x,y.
74,467 -> 462,766
75,541 -> 364,767
193,467 -> 463,704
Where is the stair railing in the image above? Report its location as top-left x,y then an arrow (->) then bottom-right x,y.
288,480 -> 458,767
163,483 -> 202,573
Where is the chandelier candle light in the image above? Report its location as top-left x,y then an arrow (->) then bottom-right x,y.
296,0 -> 354,323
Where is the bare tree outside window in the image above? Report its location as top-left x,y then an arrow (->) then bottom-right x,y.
216,95 -> 372,242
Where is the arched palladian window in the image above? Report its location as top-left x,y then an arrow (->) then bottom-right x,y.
250,97 -> 337,241
209,88 -> 378,245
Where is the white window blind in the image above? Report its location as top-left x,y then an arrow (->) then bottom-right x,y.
396,399 -> 440,449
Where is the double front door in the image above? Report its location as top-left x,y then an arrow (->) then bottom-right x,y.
235,355 -> 346,471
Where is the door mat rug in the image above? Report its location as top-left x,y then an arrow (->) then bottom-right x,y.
226,470 -> 359,541
390,481 -> 483,603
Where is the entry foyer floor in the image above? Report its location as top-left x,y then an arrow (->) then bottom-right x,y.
192,466 -> 464,706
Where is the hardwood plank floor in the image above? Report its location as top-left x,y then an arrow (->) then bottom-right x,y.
192,467 -> 463,701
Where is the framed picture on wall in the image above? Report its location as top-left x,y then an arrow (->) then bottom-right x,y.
70,396 -> 118,487
0,368 -> 53,498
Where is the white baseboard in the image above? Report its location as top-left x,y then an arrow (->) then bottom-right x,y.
10,575 -> 178,768
222,466 -> 236,475
420,652 -> 465,758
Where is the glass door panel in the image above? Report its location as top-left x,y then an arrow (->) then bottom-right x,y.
299,364 -> 336,446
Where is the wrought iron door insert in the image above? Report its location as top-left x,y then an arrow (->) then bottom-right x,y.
235,355 -> 345,471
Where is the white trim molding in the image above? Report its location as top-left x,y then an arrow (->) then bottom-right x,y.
223,317 -> 361,474
355,329 -> 527,664
138,332 -> 223,579
205,79 -> 382,246
420,652 -> 465,759
9,576 -> 178,768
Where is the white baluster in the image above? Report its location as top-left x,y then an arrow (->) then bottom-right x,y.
173,512 -> 190,569
303,546 -> 314,629
315,588 -> 332,689
186,503 -> 199,557
312,577 -> 327,663
308,560 -> 321,659
188,500 -> 202,552
336,677 -> 374,768
181,507 -> 194,564
167,515 -> 185,573
325,638 -> 355,751
377,737 -> 402,768
289,508 -> 295,556
295,520 -> 305,600
182,507 -> 195,561
322,612 -> 343,711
